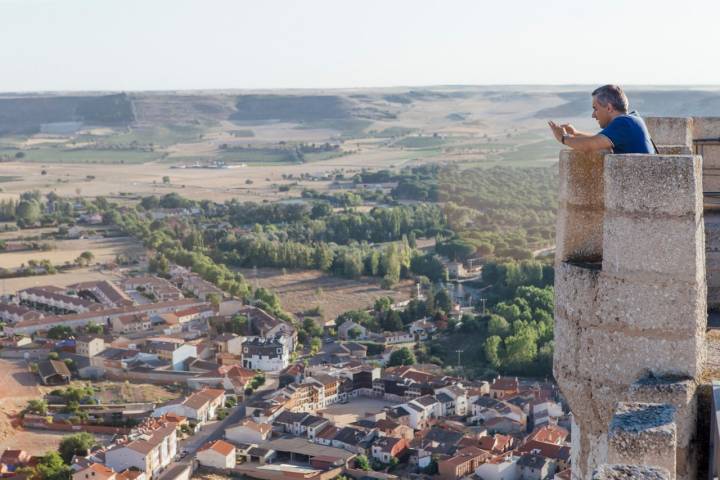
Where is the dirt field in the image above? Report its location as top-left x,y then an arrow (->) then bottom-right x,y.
0,236 -> 145,270
0,267 -> 125,295
318,398 -> 396,426
237,267 -> 415,323
0,430 -> 114,456
0,359 -> 42,445
91,381 -> 180,404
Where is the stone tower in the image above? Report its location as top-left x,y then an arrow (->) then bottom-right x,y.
554,117 -> 720,479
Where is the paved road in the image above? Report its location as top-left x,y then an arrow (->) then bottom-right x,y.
179,404 -> 247,453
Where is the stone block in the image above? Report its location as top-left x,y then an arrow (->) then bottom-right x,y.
592,464 -> 671,480
559,149 -> 605,207
646,117 -> 693,146
577,328 -> 703,385
657,145 -> 692,155
603,213 -> 704,283
555,261 -> 600,322
608,402 -> 676,476
595,273 -> 705,335
604,154 -> 702,217
691,116 -> 720,140
705,214 -> 720,252
703,170 -> 720,194
698,144 -> 720,170
556,205 -> 604,263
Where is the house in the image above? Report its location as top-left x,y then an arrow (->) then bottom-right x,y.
111,314 -> 152,333
0,335 -> 33,348
527,425 -> 569,445
69,281 -> 133,308
145,339 -> 197,371
72,463 -> 116,480
402,395 -> 440,429
381,331 -> 414,345
370,437 -> 408,464
241,336 -> 290,371
124,276 -> 183,301
472,397 -> 527,428
18,287 -> 103,315
196,440 -> 235,469
225,418 -> 272,444
489,377 -> 520,399
314,425 -> 339,446
474,434 -> 515,455
483,416 -> 526,435
187,364 -> 255,394
0,449 -> 31,471
338,321 -> 367,340
152,388 -> 225,424
76,336 -> 106,358
435,385 -> 469,417
437,446 -> 490,480
0,302 -> 42,324
331,426 -> 373,454
517,453 -> 555,479
532,401 -> 565,428
408,318 -> 436,341
375,418 -> 414,441
174,305 -> 215,324
474,456 -> 520,480
215,333 -> 244,356
105,424 -> 177,478
516,440 -> 571,471
37,359 -> 72,385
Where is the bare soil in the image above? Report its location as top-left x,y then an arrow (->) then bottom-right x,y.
238,267 -> 415,323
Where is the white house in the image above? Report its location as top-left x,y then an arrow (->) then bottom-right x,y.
241,336 -> 290,371
474,455 -> 520,480
435,385 -> 469,417
402,395 -> 440,430
152,388 -> 225,424
225,418 -> 272,444
105,424 -> 177,478
196,440 -> 235,469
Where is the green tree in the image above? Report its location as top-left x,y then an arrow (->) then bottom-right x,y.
388,347 -> 416,367
487,314 -> 511,337
484,335 -> 503,369
435,288 -> 452,313
85,323 -> 103,335
16,200 -> 41,226
59,432 -> 96,463
26,399 -> 49,415
310,337 -> 322,355
355,454 -> 371,471
162,176 -> 171,184
37,452 -> 70,480
47,325 -> 73,340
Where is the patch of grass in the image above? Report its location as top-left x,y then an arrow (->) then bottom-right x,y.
394,136 -> 446,149
0,176 -> 20,183
19,148 -> 162,164
216,148 -> 298,165
303,151 -> 348,162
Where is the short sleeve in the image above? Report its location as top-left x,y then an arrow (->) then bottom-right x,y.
599,117 -> 631,152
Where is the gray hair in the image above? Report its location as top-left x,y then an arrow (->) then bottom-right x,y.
592,84 -> 629,113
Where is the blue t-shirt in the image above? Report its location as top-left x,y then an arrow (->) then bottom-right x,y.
599,113 -> 655,154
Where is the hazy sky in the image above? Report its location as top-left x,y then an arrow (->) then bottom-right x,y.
1,0 -> 718,92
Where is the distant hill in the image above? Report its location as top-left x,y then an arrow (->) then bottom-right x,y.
535,90 -> 720,118
0,93 -> 134,134
230,95 -> 354,122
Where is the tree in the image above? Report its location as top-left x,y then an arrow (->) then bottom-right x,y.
47,325 -> 73,340
487,314 -> 511,337
26,399 -> 48,415
388,347 -> 416,367
59,432 -> 96,463
229,314 -> 248,334
355,454 -> 371,471
75,251 -> 95,266
85,323 -> 103,335
36,452 -> 70,480
310,337 -> 322,355
16,200 -> 41,226
484,335 -> 503,369
435,288 -> 452,313
162,176 -> 170,184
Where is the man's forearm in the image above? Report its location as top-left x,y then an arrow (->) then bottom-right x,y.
563,134 -> 609,152
570,130 -> 594,138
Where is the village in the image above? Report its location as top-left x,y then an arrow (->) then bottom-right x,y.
0,246 -> 570,480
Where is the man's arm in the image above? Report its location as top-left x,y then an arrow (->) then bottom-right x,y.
548,121 -> 612,152
561,124 -> 593,138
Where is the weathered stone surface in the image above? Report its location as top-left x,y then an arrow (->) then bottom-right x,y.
555,261 -> 600,323
603,213 -> 704,282
559,149 -> 606,207
691,116 -> 720,140
556,206 -> 604,263
577,328 -> 703,386
592,464 -> 671,480
608,403 -> 676,476
657,145 -> 692,155
646,117 -> 693,146
595,273 -> 705,334
698,145 -> 720,170
604,154 -> 702,217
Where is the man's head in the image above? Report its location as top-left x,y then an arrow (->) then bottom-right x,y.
591,84 -> 629,128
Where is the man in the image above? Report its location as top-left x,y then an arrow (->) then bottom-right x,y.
548,84 -> 655,153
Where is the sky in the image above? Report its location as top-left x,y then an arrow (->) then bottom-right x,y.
1,0 -> 719,92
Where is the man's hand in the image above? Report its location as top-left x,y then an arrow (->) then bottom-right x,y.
548,121 -> 566,144
561,123 -> 578,135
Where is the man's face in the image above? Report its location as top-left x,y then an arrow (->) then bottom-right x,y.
591,96 -> 613,128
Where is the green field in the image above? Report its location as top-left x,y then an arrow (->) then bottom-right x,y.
0,176 -> 20,183
394,136 -> 447,149
18,148 -> 162,164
